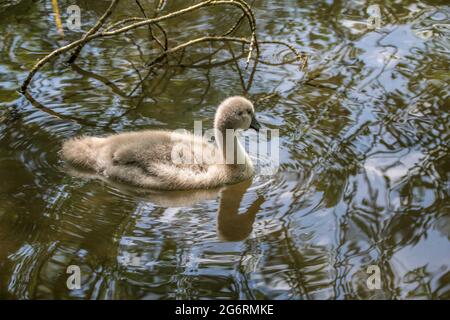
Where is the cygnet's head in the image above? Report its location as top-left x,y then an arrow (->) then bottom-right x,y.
214,96 -> 261,131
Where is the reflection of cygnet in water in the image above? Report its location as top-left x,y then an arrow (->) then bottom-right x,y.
63,164 -> 220,206
217,179 -> 264,241
64,165 -> 263,241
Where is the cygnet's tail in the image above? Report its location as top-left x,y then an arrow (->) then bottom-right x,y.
60,136 -> 104,171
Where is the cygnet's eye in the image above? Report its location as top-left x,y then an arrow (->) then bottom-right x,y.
238,111 -> 243,116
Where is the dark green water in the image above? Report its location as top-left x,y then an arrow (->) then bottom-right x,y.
0,0 -> 449,299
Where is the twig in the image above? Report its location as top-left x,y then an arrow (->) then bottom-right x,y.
23,91 -> 96,126
128,65 -> 158,97
227,42 -> 246,92
258,40 -> 307,69
156,0 -> 167,13
71,63 -> 128,97
20,0 -> 213,92
223,13 -> 246,36
51,0 -> 64,37
20,0 -> 305,99
20,37 -> 97,93
146,36 -> 249,67
135,0 -> 165,51
67,0 -> 120,64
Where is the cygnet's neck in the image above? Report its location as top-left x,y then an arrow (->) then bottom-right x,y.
214,125 -> 248,165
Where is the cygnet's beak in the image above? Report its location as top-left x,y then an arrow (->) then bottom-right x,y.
250,115 -> 261,131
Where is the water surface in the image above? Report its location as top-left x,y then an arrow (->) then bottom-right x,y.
0,0 -> 449,299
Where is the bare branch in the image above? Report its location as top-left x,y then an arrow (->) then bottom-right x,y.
67,0 -> 120,64
20,0 -> 305,100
